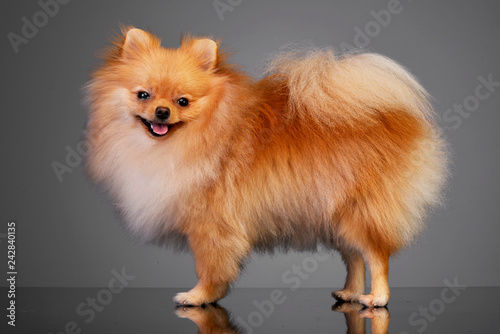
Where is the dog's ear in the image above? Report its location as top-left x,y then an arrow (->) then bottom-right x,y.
121,28 -> 159,60
189,39 -> 218,71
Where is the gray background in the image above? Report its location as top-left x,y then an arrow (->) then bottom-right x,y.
1,0 -> 499,289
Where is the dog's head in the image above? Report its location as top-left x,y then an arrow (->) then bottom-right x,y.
89,27 -> 226,139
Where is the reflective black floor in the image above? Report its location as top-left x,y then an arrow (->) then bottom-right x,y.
2,287 -> 499,333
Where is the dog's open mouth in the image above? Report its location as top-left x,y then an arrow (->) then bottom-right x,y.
138,116 -> 169,137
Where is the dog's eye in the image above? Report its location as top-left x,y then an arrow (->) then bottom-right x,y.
177,97 -> 189,107
137,91 -> 150,100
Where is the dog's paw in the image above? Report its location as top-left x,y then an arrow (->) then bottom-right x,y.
358,294 -> 389,308
174,290 -> 218,306
174,292 -> 203,306
332,289 -> 361,302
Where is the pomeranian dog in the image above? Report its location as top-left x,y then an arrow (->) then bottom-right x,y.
85,27 -> 447,307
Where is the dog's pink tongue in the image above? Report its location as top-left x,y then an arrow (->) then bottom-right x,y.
152,123 -> 168,135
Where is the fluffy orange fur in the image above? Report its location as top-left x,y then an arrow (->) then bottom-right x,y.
84,27 -> 448,307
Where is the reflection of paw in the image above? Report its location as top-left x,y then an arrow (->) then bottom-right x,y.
175,305 -> 196,319
175,304 -> 227,322
175,305 -> 214,324
332,301 -> 364,313
358,294 -> 389,308
359,306 -> 390,319
359,306 -> 390,333
332,289 -> 361,302
175,304 -> 238,333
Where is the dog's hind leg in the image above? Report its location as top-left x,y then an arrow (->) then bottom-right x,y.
333,248 -> 366,302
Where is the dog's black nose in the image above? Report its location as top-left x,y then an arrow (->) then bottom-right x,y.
155,106 -> 170,120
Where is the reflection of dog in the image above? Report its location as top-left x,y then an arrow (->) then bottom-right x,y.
85,27 -> 448,308
333,301 -> 390,334
175,301 -> 390,333
175,304 -> 241,334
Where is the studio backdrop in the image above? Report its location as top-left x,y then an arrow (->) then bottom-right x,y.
1,0 -> 499,290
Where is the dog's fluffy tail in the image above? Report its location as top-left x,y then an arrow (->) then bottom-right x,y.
266,48 -> 434,127
266,47 -> 449,247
